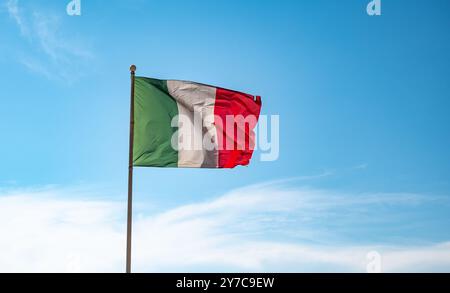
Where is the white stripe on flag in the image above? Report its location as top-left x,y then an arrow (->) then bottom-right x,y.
167,80 -> 219,168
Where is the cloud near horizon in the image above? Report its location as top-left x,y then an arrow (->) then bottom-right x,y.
0,181 -> 449,273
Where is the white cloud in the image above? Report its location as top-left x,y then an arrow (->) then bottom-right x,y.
351,163 -> 368,170
0,183 -> 449,273
5,0 -> 28,36
4,0 -> 93,82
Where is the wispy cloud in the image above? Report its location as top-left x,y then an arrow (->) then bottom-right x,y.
4,0 -> 93,82
0,183 -> 449,272
5,0 -> 28,36
351,163 -> 369,170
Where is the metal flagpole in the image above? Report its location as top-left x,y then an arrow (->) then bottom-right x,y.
126,65 -> 136,273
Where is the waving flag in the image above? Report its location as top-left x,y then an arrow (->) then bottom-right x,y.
132,77 -> 262,169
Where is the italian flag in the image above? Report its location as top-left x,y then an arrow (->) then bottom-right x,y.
133,77 -> 262,168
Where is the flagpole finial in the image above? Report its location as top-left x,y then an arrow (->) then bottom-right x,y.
130,65 -> 136,73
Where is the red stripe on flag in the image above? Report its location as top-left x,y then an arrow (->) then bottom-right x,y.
214,88 -> 262,168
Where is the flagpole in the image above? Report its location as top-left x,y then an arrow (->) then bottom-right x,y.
126,65 -> 136,273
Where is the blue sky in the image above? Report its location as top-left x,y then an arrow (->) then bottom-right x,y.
0,0 -> 450,272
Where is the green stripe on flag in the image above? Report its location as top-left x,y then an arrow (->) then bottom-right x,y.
133,77 -> 179,167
